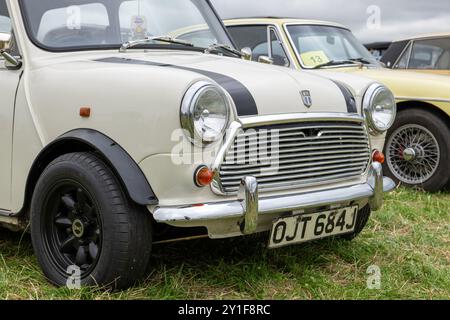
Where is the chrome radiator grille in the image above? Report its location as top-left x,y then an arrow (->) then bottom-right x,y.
217,121 -> 371,194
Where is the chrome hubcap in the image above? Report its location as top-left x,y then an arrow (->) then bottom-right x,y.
403,148 -> 417,162
387,124 -> 440,184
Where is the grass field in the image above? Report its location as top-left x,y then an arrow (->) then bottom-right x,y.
0,188 -> 449,300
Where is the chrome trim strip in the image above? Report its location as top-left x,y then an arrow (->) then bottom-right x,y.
267,25 -> 292,68
395,96 -> 450,103
0,209 -> 11,216
239,112 -> 365,127
406,40 -> 414,69
153,164 -> 396,225
211,121 -> 243,194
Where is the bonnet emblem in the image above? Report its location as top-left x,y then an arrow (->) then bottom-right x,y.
301,90 -> 313,108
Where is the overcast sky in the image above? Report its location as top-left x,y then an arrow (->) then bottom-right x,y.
212,0 -> 450,43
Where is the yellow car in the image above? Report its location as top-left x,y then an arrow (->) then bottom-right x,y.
203,18 -> 450,192
381,33 -> 450,76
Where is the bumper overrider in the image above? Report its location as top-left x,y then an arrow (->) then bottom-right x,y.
153,162 -> 396,237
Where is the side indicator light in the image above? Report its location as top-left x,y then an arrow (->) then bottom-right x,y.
372,150 -> 385,164
195,166 -> 214,187
79,107 -> 91,118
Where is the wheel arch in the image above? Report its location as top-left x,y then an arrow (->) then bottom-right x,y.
20,129 -> 158,216
396,100 -> 450,128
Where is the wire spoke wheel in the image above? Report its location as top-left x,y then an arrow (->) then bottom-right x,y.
386,124 -> 440,185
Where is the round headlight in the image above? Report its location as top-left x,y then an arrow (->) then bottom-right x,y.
181,81 -> 231,145
363,84 -> 397,134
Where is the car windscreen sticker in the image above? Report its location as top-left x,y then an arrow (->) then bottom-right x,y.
94,57 -> 259,116
300,51 -> 330,68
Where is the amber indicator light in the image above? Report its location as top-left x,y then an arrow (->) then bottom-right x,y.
372,150 -> 385,164
195,166 -> 214,187
79,107 -> 91,118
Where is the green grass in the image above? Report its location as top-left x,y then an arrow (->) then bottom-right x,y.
0,188 -> 449,300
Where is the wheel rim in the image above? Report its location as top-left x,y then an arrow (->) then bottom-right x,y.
42,181 -> 102,277
386,124 -> 440,184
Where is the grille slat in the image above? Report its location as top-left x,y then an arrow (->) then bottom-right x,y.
221,166 -> 366,185
221,152 -> 371,170
217,121 -> 371,194
221,172 -> 363,193
230,139 -> 369,154
226,145 -> 370,162
220,157 -> 370,175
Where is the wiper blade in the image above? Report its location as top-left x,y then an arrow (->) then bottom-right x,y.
313,60 -> 359,69
120,36 -> 194,52
205,43 -> 243,58
349,58 -> 373,64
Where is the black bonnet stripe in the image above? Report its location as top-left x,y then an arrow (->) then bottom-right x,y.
331,80 -> 358,113
95,57 -> 258,116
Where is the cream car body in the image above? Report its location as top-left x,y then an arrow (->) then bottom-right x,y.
0,1 -> 395,288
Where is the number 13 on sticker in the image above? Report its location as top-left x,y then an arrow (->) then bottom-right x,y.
300,51 -> 330,67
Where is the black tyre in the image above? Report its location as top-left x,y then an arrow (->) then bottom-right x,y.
384,108 -> 450,192
341,205 -> 371,241
30,152 -> 152,289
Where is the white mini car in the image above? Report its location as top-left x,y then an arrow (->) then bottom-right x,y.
0,0 -> 395,289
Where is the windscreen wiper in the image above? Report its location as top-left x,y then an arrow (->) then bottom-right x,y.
120,36 -> 194,52
313,60 -> 360,69
349,58 -> 373,64
205,43 -> 243,58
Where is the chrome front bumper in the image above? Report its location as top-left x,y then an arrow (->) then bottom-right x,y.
153,162 -> 396,236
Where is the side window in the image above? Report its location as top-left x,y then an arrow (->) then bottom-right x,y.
227,25 -> 268,54
394,43 -> 412,69
409,39 -> 449,70
269,28 -> 289,67
227,25 -> 289,67
0,0 -> 11,34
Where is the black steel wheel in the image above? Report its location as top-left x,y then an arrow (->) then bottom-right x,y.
31,152 -> 153,289
42,183 -> 102,277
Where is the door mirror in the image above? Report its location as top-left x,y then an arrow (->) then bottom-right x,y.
241,47 -> 253,61
0,32 -> 22,70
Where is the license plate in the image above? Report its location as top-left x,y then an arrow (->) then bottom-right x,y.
268,206 -> 359,249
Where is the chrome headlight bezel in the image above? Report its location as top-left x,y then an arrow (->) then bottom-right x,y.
363,83 -> 397,135
180,81 -> 231,146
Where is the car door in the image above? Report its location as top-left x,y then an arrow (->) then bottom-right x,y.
0,0 -> 22,211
